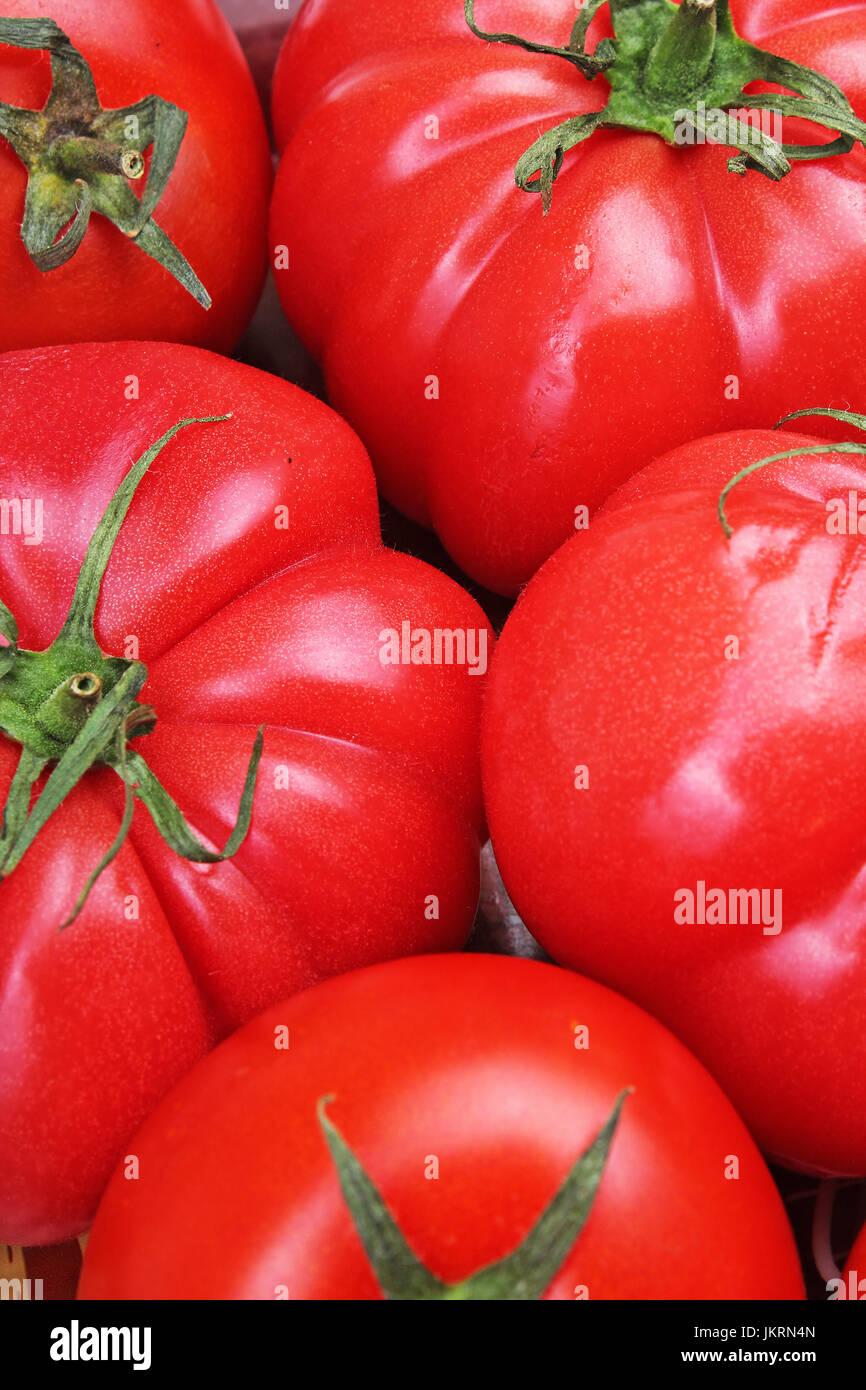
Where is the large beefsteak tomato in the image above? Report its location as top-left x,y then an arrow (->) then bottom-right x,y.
78,954 -> 804,1300
271,0 -> 866,593
0,341 -> 491,1247
0,1 -> 271,352
482,416 -> 866,1177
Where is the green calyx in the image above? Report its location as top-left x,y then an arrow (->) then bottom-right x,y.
465,0 -> 866,212
0,416 -> 263,928
318,1089 -> 630,1300
718,408 -> 866,538
0,16 -> 210,305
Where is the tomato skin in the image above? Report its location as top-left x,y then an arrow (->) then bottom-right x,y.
0,341 -> 491,1246
482,426 -> 866,1178
843,1224 -> 866,1299
0,0 -> 271,352
78,953 -> 804,1300
270,0 -> 866,594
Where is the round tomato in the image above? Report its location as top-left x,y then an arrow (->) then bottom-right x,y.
78,953 -> 804,1300
270,0 -> 866,594
482,420 -> 866,1177
0,1 -> 271,352
0,341 -> 491,1247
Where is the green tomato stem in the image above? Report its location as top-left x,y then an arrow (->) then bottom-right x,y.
644,0 -> 717,97
0,415 -> 264,923
318,1089 -> 630,1300
0,17 -> 211,306
718,409 -> 866,538
466,0 -> 866,212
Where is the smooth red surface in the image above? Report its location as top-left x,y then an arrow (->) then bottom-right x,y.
0,0 -> 271,352
483,426 -> 866,1177
844,1223 -> 866,1297
271,0 -> 866,593
0,342 -> 491,1246
78,954 -> 804,1300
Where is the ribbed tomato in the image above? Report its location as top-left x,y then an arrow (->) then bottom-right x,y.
271,0 -> 866,593
0,341 -> 491,1245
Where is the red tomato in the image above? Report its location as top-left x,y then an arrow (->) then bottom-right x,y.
842,1223 -> 866,1300
0,1 -> 271,353
270,0 -> 866,593
77,954 -> 804,1300
0,341 -> 491,1247
482,423 -> 866,1178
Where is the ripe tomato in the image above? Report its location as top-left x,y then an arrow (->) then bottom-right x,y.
0,341 -> 491,1247
0,1 -> 271,352
270,0 -> 866,593
482,421 -> 866,1177
78,954 -> 804,1300
842,1223 -> 866,1300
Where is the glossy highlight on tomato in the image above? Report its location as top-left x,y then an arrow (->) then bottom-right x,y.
0,340 -> 491,1246
0,0 -> 271,352
271,0 -> 866,593
483,424 -> 866,1177
78,954 -> 805,1300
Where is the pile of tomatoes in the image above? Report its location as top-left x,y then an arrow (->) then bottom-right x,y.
2,0 -> 866,1304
